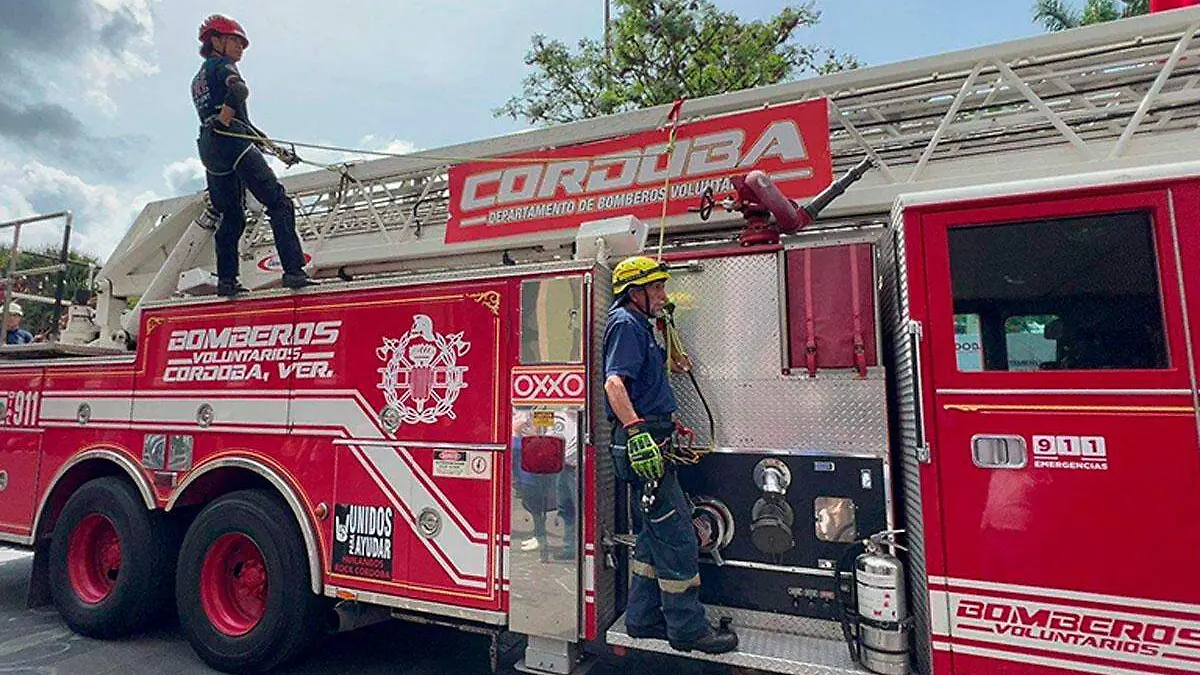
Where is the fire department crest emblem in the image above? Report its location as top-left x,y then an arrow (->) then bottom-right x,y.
376,315 -> 470,426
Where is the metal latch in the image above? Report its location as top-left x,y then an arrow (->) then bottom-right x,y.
971,435 -> 1027,469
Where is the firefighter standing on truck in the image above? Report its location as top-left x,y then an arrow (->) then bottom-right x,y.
603,256 -> 738,655
191,14 -> 317,298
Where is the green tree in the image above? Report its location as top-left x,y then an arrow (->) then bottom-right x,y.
1033,0 -> 1148,31
0,246 -> 99,339
496,0 -> 857,125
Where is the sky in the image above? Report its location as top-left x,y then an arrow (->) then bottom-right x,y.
0,0 -> 1055,263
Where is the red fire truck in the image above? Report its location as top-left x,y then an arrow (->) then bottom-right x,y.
3,7 -> 1200,675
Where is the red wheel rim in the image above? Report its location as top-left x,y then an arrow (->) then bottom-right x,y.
200,533 -> 268,637
66,513 -> 122,604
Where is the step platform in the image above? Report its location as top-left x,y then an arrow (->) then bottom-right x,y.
606,610 -> 864,674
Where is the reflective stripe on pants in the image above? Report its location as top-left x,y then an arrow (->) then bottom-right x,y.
612,422 -> 708,642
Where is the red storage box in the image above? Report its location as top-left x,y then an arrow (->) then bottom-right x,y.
784,244 -> 878,377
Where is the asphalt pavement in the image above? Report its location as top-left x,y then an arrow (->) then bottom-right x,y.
0,548 -> 731,675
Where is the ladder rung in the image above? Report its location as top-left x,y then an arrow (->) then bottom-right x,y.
1,291 -> 70,306
1,263 -> 68,278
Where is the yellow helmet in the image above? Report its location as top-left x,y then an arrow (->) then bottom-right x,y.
612,256 -> 670,296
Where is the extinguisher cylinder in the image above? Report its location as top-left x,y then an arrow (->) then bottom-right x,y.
856,551 -> 911,675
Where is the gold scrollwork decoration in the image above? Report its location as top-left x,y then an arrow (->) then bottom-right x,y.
469,291 -> 501,316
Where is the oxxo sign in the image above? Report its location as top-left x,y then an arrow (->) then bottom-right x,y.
445,99 -> 832,243
511,368 -> 586,405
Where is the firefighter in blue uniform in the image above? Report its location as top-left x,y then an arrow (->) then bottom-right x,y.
603,255 -> 738,655
3,303 -> 33,345
192,14 -> 316,297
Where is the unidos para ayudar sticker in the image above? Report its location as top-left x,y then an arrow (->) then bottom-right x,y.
332,503 -> 394,580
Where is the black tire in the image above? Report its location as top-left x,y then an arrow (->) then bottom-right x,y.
48,476 -> 179,638
175,489 -> 321,674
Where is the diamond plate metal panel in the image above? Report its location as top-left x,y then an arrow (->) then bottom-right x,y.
880,211 -> 932,675
704,605 -> 845,641
607,612 -> 861,675
668,253 -> 888,458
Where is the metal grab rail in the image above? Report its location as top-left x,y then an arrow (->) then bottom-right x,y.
1,211 -> 73,346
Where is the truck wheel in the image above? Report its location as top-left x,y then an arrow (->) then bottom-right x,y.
176,489 -> 321,673
49,476 -> 178,638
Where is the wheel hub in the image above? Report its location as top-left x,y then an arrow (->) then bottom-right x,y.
66,513 -> 122,604
200,533 -> 268,637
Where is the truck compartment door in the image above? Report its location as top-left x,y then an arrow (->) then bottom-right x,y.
0,372 -> 44,538
314,281 -> 510,614
918,188 -> 1200,673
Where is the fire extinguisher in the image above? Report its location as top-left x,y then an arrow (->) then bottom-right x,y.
835,529 -> 912,675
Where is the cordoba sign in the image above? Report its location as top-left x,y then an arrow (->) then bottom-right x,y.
445,99 -> 832,243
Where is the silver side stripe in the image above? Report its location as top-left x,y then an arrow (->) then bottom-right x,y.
39,390 -> 494,587
935,576 -> 1200,615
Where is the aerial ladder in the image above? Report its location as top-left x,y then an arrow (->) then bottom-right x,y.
4,7 -> 1198,363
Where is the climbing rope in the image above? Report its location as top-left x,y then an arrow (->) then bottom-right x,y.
213,104 -> 689,166
655,99 -> 685,261
213,126 -> 362,183
211,98 -> 691,188
659,301 -> 717,464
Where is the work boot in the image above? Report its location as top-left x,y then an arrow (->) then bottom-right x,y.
669,626 -> 739,655
282,271 -> 319,290
217,279 -> 249,297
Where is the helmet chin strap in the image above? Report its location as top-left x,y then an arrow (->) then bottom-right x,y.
629,287 -> 654,318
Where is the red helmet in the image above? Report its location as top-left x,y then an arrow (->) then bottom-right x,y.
198,14 -> 248,55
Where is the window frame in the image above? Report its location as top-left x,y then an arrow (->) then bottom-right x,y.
921,188 -> 1190,391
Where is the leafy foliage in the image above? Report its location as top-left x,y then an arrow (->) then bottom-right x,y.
1033,0 -> 1148,32
496,0 -> 857,125
0,246 -> 100,339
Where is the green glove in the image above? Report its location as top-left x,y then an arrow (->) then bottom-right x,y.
625,424 -> 664,481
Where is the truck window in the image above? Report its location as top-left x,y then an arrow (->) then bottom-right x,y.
1004,315 -> 1059,371
520,276 -> 584,364
954,313 -> 984,371
948,211 -> 1168,371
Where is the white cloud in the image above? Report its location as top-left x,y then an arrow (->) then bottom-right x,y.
360,135 -> 418,156
163,157 -> 206,195
81,0 -> 162,113
264,135 -> 419,173
0,185 -> 34,224
94,0 -> 157,25
0,159 -> 159,263
81,48 -> 160,114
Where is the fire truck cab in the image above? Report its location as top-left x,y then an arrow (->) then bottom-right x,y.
3,8 -> 1200,675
